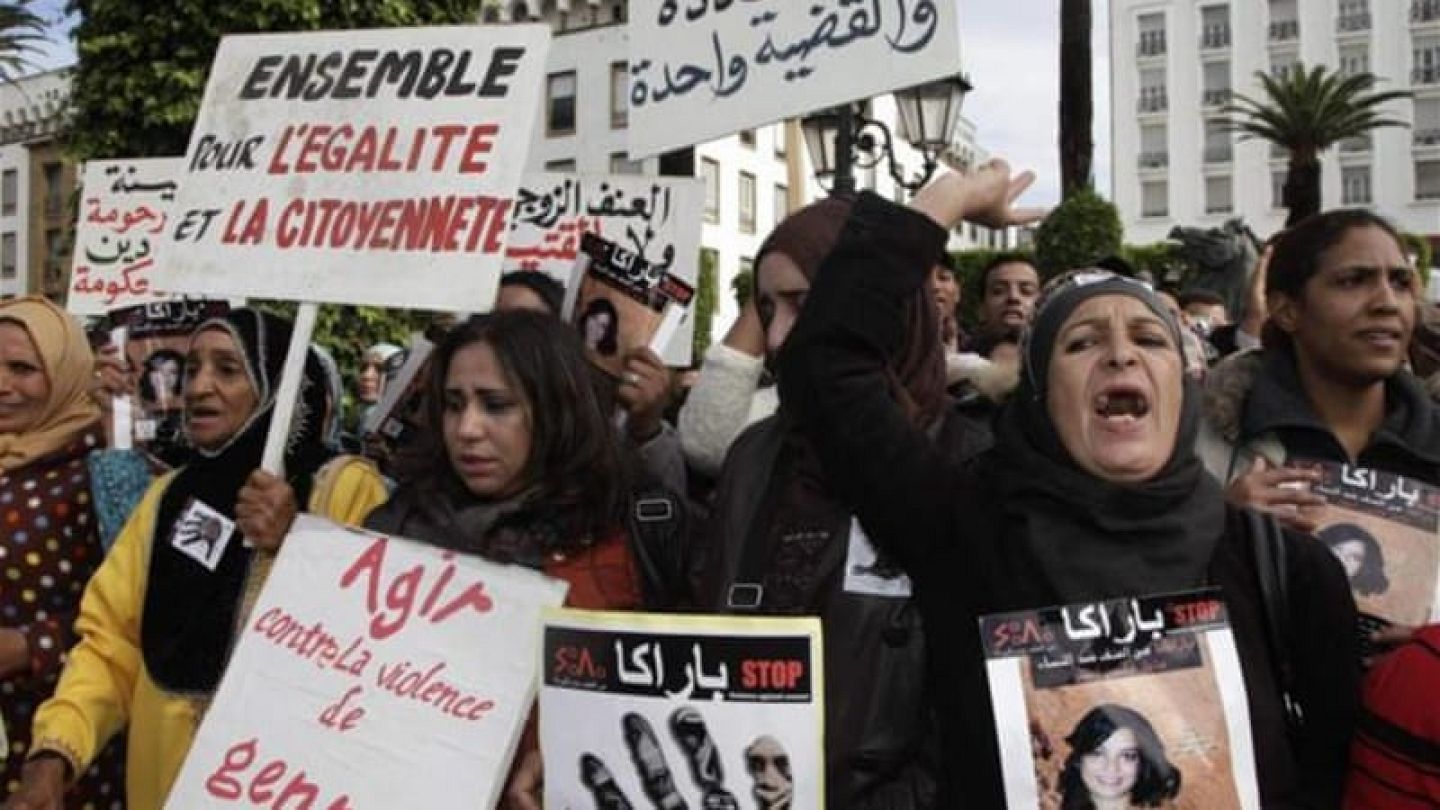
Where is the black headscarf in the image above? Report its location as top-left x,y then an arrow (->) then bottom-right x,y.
987,271 -> 1226,602
141,309 -> 334,694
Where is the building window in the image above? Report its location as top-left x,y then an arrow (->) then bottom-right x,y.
1267,0 -> 1299,41
546,71 -> 577,137
544,158 -> 576,172
1202,61 -> 1231,107
738,171 -> 756,234
1203,120 -> 1232,164
1139,123 -> 1168,168
1,169 -> 14,216
42,163 -> 62,218
609,153 -> 643,175
702,158 -> 720,223
1272,171 -> 1287,209
773,184 -> 789,226
1200,4 -> 1230,50
1137,12 -> 1166,57
1338,44 -> 1369,78
610,62 -> 628,129
739,129 -> 756,149
1,232 -> 14,279
1141,180 -> 1168,218
1337,0 -> 1370,32
1414,39 -> 1440,86
1205,175 -> 1233,214
1138,68 -> 1167,113
1417,160 -> 1440,200
1342,165 -> 1372,205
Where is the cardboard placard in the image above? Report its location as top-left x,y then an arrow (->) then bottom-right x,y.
166,515 -> 568,809
506,173 -> 703,364
541,609 -> 825,809
69,158 -> 184,315
627,0 -> 963,157
155,25 -> 551,311
570,232 -> 694,379
981,590 -> 1260,810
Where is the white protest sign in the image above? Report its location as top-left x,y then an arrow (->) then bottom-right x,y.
69,158 -> 183,315
506,173 -> 703,363
626,0 -> 962,158
155,25 -> 551,311
166,515 -> 569,809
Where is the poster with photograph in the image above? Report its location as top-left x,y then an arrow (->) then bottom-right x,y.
1301,459 -> 1440,630
980,589 -> 1260,810
166,516 -> 568,809
506,173 -> 703,365
358,333 -> 433,466
570,232 -> 694,379
541,609 -> 824,810
108,300 -> 230,458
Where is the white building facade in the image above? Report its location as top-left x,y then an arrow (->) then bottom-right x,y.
1110,0 -> 1439,245
497,0 -> 1012,341
0,69 -> 72,299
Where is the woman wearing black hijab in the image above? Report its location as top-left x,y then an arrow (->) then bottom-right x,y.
778,163 -> 1359,808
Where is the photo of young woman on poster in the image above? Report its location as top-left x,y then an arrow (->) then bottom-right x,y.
139,348 -> 184,410
1318,523 -> 1391,597
578,297 -> 621,357
1058,704 -> 1181,810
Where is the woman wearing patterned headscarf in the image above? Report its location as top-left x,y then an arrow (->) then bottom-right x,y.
0,297 -> 124,807
9,309 -> 386,809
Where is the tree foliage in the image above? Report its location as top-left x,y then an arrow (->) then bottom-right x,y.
250,300 -> 435,396
64,0 -> 485,160
1223,66 -> 1410,225
692,250 -> 717,362
1032,188 -> 1122,278
0,0 -> 45,78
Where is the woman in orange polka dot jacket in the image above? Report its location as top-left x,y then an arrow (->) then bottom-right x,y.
0,297 -> 124,808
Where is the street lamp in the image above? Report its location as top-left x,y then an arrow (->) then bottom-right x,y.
800,74 -> 972,196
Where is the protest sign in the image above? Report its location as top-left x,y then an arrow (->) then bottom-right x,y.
569,232 -> 694,379
1301,460 -> 1440,650
981,589 -> 1260,810
154,25 -> 551,311
626,0 -> 963,158
359,332 -> 434,467
105,300 -> 230,460
506,173 -> 703,363
541,609 -> 824,809
69,158 -> 183,315
166,515 -> 568,809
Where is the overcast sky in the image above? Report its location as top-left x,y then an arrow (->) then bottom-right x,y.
23,1 -> 1114,208
960,0 -> 1114,208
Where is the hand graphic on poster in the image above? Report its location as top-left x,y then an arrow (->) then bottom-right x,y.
579,708 -> 793,810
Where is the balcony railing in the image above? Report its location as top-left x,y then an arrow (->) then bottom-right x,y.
1138,151 -> 1169,169
1200,24 -> 1231,50
1269,19 -> 1300,41
1338,11 -> 1372,31
1137,90 -> 1169,113
1204,146 -> 1234,164
1341,134 -> 1373,152
1202,88 -> 1231,107
1137,31 -> 1166,57
1415,0 -> 1440,23
1414,65 -> 1440,85
1415,128 -> 1440,146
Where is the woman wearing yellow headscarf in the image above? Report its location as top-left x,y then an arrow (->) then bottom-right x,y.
0,296 -> 125,807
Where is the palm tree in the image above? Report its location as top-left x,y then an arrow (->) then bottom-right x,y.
0,0 -> 45,79
1224,65 -> 1410,225
1059,0 -> 1093,199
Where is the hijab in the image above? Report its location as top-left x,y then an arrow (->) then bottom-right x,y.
0,297 -> 100,472
987,270 -> 1226,602
141,309 -> 334,694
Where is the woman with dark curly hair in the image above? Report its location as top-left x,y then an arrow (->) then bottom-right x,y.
1059,704 -> 1181,810
1317,523 -> 1390,597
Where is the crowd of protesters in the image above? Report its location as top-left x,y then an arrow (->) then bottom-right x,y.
0,159 -> 1437,809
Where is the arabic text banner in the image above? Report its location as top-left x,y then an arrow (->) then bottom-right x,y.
70,158 -> 184,315
541,609 -> 825,809
165,516 -> 569,809
155,26 -> 550,311
506,172 -> 702,364
627,0 -> 962,158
